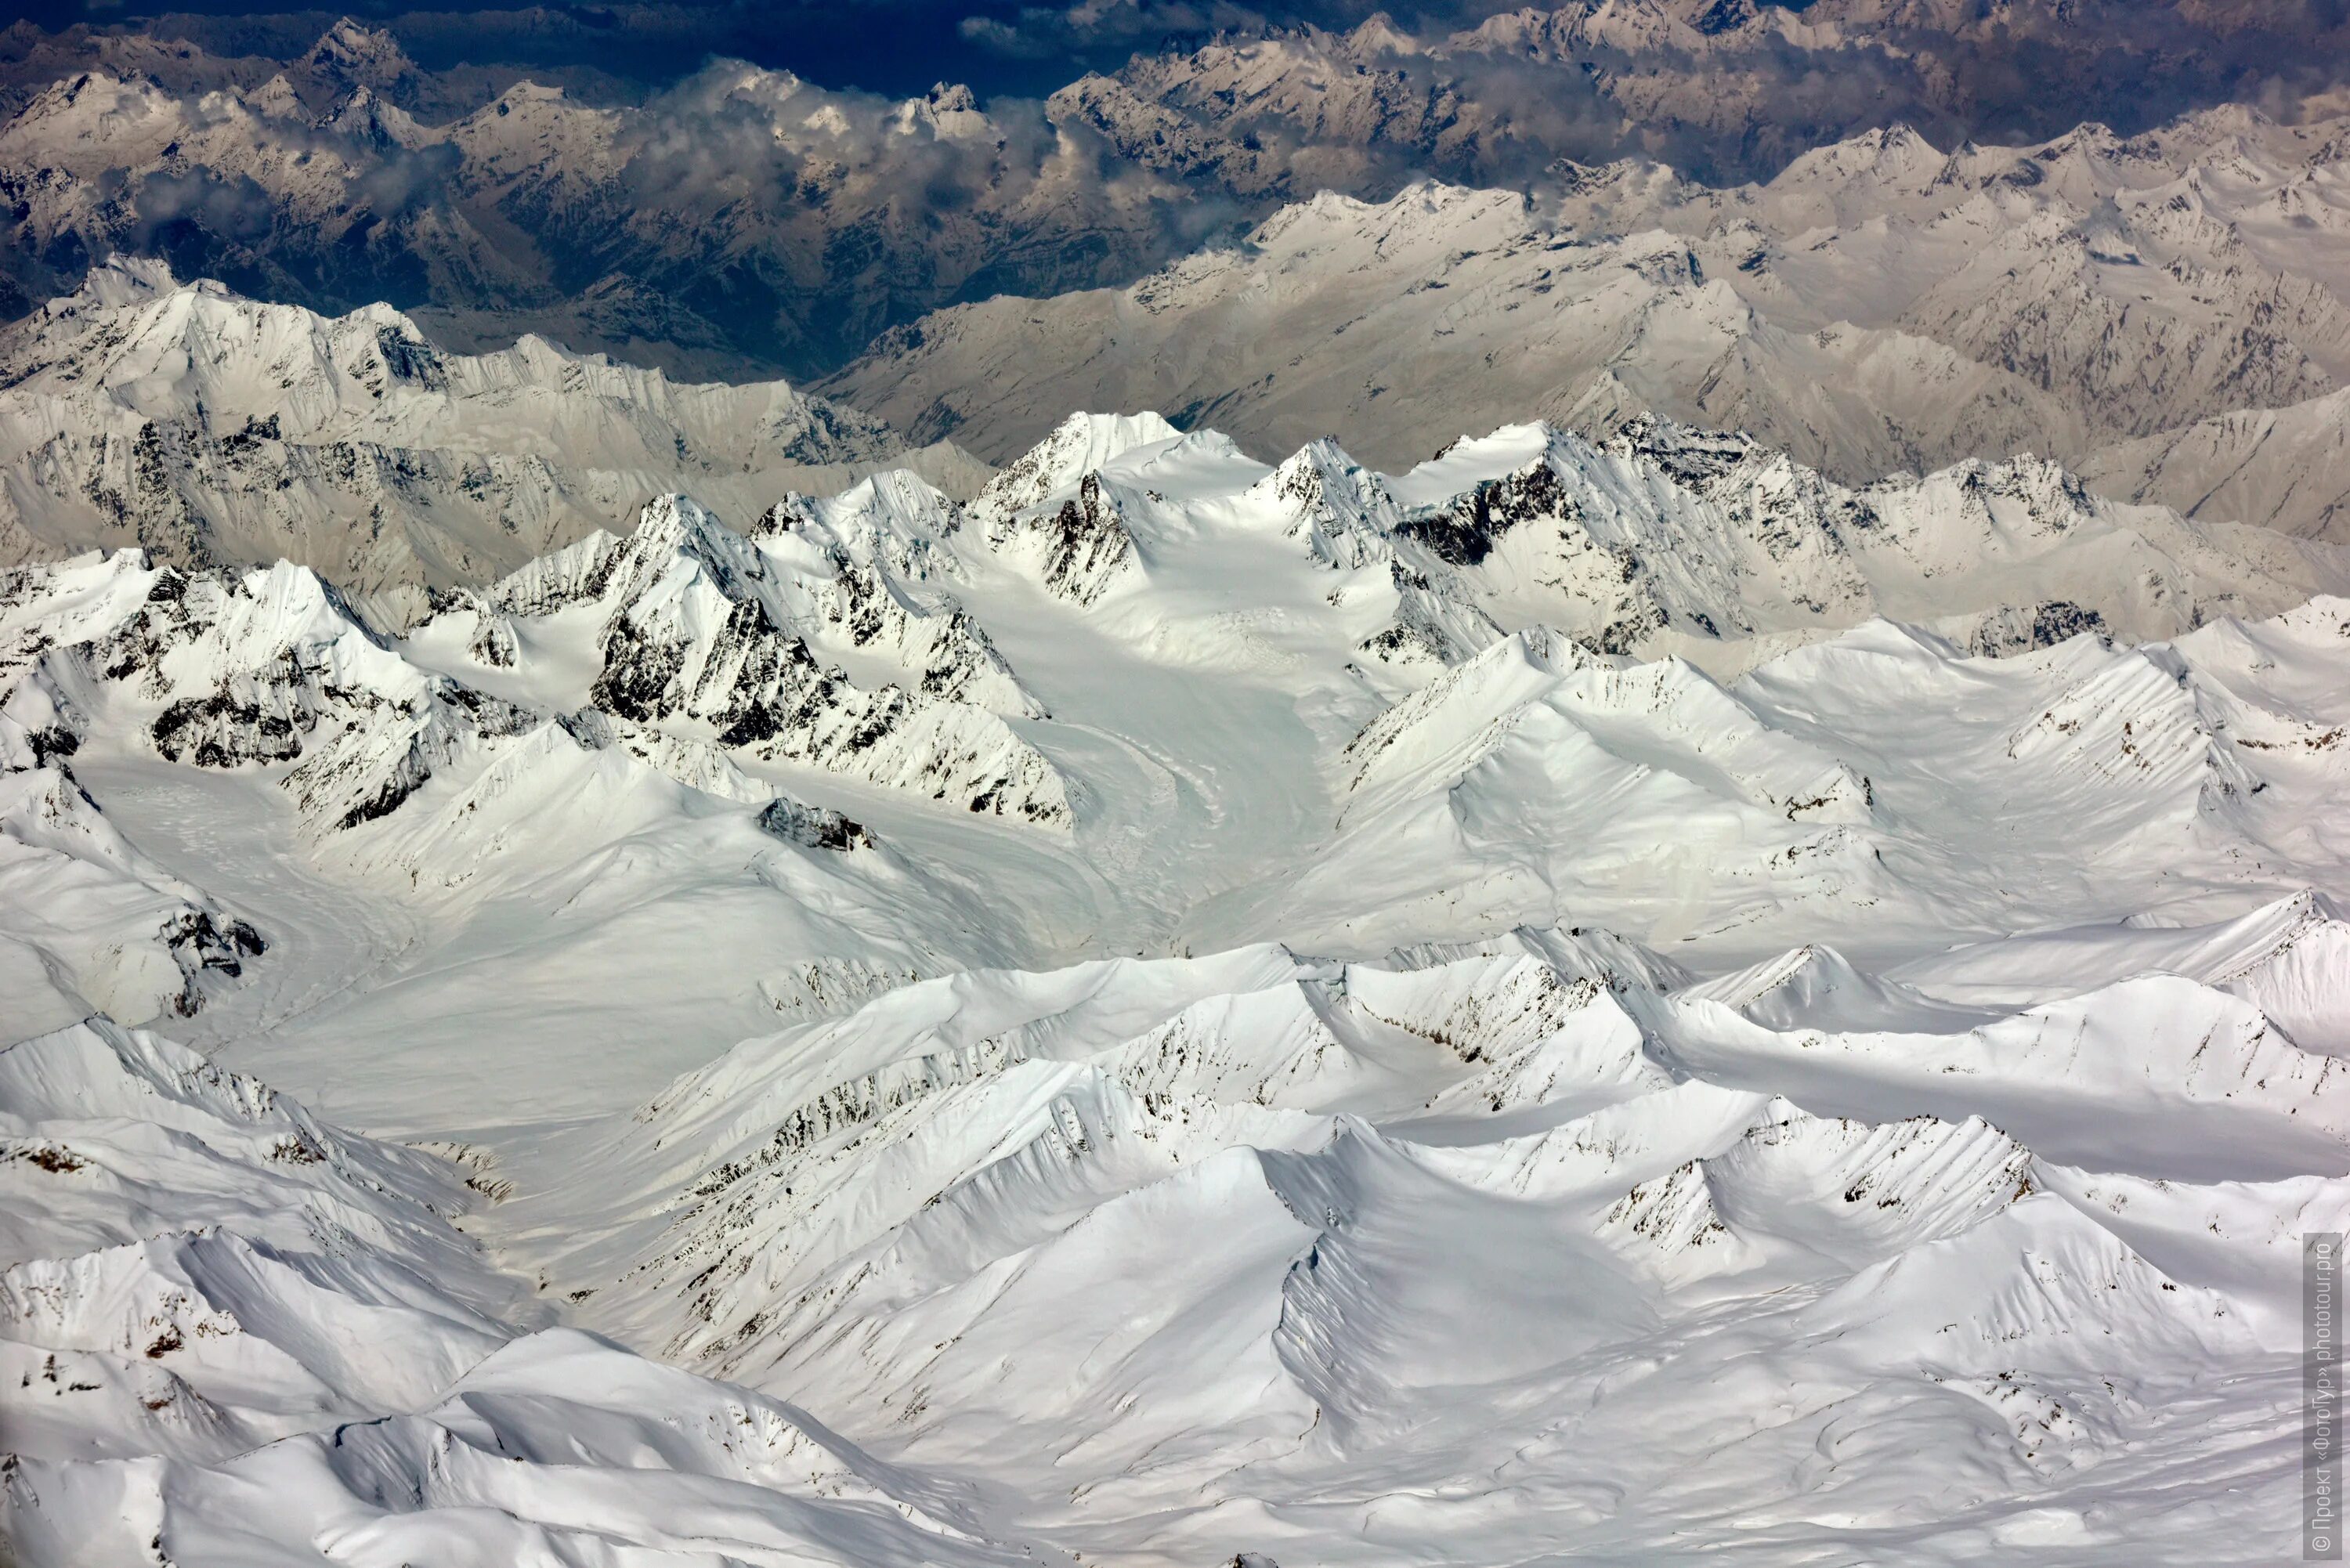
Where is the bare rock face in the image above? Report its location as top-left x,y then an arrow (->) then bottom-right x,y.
1023,475 -> 1141,609
481,493 -> 1069,824
757,796 -> 873,852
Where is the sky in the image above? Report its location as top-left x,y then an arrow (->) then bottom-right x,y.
5,0 -> 1405,97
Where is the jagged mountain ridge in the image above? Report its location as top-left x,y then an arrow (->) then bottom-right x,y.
0,259 -> 989,599
9,3 -> 2350,390
0,15 -> 569,125
0,486 -> 1071,1054
2,486 -> 1068,840
6,399 -> 2350,1560
908,405 -> 2350,678
1061,0 -> 2350,192
13,86 -> 2350,558
832,106 -> 2350,542
2081,383 -> 2350,543
4,400 -> 2348,1065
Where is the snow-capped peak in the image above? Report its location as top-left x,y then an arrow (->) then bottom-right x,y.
1246,437 -> 1403,569
971,410 -> 1185,525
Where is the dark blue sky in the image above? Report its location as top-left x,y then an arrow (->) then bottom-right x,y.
3,0 -> 1406,98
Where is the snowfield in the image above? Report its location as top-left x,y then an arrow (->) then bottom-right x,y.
6,400 -> 2350,1565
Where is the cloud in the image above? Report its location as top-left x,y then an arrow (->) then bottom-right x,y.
16,0 -> 2350,384
130,167 -> 277,244
962,0 -> 1271,60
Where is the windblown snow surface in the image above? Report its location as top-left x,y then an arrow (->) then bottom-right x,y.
8,406 -> 2350,1565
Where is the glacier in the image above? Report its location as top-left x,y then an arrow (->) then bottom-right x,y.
5,399 -> 2350,1566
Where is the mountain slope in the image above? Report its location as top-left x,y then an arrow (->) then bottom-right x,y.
5,399 -> 2350,1566
0,405 -> 2344,1113
2082,385 -> 2350,541
830,109 -> 2350,539
0,1014 -> 1039,1565
0,259 -> 986,596
446,934 -> 2333,1563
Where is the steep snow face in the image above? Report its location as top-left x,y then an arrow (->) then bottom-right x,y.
0,1019 -> 518,1463
0,654 -> 262,1038
0,547 -> 543,845
0,262 -> 985,594
0,748 -> 262,1039
952,409 -> 2350,678
756,474 -> 1042,717
970,410 -> 1187,524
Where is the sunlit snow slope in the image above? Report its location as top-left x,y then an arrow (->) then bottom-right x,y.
8,404 -> 2350,1565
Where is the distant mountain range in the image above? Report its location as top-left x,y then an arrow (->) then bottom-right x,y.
8,114 -> 2350,583
830,109 -> 2350,540
8,3 -> 2350,380
0,258 -> 985,598
12,259 -> 2348,631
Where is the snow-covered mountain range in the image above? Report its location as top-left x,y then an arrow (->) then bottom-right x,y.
7,399 -> 2350,1561
0,259 -> 984,598
833,107 -> 2350,540
8,15 -> 2348,556
11,4 -> 2350,391
8,7 -> 2350,1562
0,22 -> 1218,377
